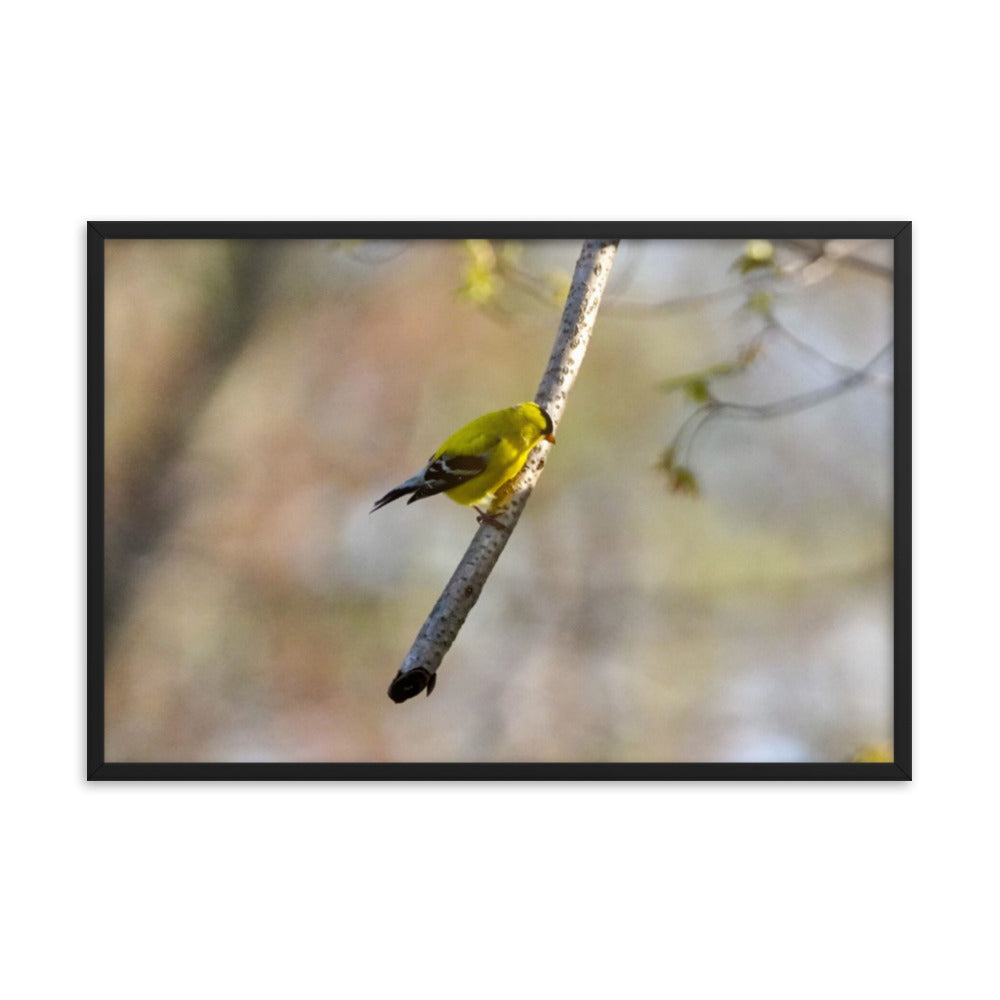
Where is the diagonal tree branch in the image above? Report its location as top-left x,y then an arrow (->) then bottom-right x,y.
388,238 -> 620,703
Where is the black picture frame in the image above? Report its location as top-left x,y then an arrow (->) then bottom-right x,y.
89,221 -> 911,780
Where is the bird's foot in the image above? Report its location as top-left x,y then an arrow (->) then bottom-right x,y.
474,507 -> 508,532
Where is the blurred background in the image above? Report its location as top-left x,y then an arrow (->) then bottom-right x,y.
103,237 -> 894,763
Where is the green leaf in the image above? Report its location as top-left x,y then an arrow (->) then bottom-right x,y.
668,466 -> 700,496
657,445 -> 676,471
457,240 -> 502,305
745,289 -> 773,315
659,364 -> 738,394
736,239 -> 776,274
683,378 -> 711,404
457,264 -> 500,304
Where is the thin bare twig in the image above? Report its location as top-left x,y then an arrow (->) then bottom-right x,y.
758,315 -> 894,389
707,341 -> 892,419
776,239 -> 895,280
666,342 -> 893,473
387,238 -> 620,703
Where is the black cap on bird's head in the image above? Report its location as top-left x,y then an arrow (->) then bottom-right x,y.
539,406 -> 553,437
539,405 -> 555,443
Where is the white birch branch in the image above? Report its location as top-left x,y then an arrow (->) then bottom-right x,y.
388,238 -> 620,703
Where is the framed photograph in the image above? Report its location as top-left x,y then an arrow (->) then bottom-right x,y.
89,222 -> 910,779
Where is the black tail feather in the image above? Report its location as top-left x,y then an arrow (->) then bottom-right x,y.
371,484 -> 418,512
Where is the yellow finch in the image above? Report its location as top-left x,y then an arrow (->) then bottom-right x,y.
372,402 -> 555,525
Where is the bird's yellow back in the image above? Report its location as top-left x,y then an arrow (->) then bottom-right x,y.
433,402 -> 551,506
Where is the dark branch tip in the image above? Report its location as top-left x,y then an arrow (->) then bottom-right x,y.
388,667 -> 436,703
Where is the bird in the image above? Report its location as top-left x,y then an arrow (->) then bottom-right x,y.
371,402 -> 555,527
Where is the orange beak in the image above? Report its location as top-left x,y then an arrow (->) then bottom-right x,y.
545,433 -> 556,444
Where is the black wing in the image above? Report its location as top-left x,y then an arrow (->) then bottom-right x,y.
407,452 -> 489,503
